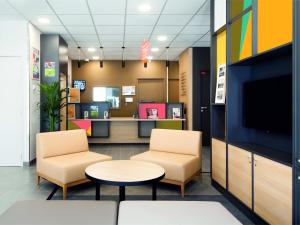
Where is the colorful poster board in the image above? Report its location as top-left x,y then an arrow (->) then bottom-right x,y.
257,0 -> 292,53
138,103 -> 166,119
32,48 -> 40,80
217,30 -> 226,75
68,119 -> 91,136
230,11 -> 252,63
44,62 -> 55,77
69,88 -> 80,103
230,0 -> 252,19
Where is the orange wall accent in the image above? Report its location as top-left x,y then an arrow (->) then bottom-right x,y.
217,30 -> 226,74
257,0 -> 292,53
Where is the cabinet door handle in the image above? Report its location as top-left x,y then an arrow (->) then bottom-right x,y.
254,159 -> 257,167
247,156 -> 251,164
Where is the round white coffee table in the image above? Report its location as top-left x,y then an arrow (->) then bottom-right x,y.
85,160 -> 165,201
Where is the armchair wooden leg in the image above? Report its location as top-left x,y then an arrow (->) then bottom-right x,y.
63,185 -> 67,200
180,183 -> 185,198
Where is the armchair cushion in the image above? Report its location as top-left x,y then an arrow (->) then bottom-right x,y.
38,151 -> 111,184
130,151 -> 200,182
150,129 -> 201,156
37,129 -> 88,159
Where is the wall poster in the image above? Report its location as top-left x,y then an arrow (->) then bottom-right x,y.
44,61 -> 55,77
122,86 -> 135,95
32,48 -> 40,80
215,64 -> 226,104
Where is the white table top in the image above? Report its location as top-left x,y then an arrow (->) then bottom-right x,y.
85,160 -> 165,184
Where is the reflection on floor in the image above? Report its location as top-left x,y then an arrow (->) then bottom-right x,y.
0,144 -> 254,225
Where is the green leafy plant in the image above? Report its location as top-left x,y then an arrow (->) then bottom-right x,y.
40,82 -> 67,132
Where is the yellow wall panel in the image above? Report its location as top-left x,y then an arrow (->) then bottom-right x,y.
217,30 -> 226,73
258,0 -> 292,53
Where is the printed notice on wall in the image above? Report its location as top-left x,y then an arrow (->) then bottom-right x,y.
122,86 -> 135,95
32,48 -> 40,80
215,64 -> 226,104
45,62 -> 55,77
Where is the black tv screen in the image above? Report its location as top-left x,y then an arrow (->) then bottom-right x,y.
73,80 -> 86,91
243,75 -> 292,134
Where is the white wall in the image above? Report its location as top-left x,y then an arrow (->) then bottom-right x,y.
0,21 -> 40,166
0,21 -> 29,165
29,23 -> 41,162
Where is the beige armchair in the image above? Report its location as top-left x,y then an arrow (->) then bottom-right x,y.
131,129 -> 201,197
36,129 -> 112,199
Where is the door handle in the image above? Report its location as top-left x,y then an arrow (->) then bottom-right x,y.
201,107 -> 208,109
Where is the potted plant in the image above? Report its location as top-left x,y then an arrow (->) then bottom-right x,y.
40,81 -> 67,132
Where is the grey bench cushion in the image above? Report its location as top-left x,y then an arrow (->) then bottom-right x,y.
118,201 -> 242,225
0,200 -> 117,225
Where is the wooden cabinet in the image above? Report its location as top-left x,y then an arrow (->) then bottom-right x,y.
254,155 -> 292,225
212,138 -> 226,188
228,145 -> 252,208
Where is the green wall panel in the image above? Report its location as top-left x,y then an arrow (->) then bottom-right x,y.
156,121 -> 182,130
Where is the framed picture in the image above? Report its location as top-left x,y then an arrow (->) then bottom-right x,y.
68,88 -> 80,103
68,104 -> 75,119
122,86 -> 135,96
146,108 -> 158,119
215,64 -> 226,103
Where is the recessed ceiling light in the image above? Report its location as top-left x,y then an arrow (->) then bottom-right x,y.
157,35 -> 167,42
92,56 -> 99,60
151,47 -> 159,52
38,17 -> 50,24
138,3 -> 152,12
88,48 -> 96,52
147,55 -> 153,60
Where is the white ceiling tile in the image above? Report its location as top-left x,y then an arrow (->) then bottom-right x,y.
77,41 -> 99,47
47,0 -> 89,14
126,25 -> 152,35
153,26 -> 183,35
72,35 -> 99,42
175,34 -> 200,42
101,41 -> 123,47
163,0 -> 206,14
157,15 -> 192,26
198,0 -> 210,15
88,0 -> 126,14
59,15 -> 93,26
93,15 -> 124,25
38,25 -> 68,34
126,15 -> 158,25
150,34 -> 175,43
193,41 -> 210,47
188,14 -> 210,26
101,35 -> 123,42
67,26 -> 96,34
27,15 -> 61,26
97,26 -> 124,35
181,25 -> 210,34
198,33 -> 210,42
127,0 -> 165,14
125,35 -> 148,42
125,41 -> 142,47
0,0 -> 17,14
0,14 -> 23,20
170,41 -> 193,48
8,0 -> 53,15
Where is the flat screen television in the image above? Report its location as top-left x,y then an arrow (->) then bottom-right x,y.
73,80 -> 86,91
243,75 -> 292,135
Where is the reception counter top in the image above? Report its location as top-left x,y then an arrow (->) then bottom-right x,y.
70,117 -> 186,122
68,117 -> 186,144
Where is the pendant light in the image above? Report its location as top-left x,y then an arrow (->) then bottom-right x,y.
99,46 -> 103,68
122,46 -> 126,68
166,46 -> 170,68
77,46 -> 81,68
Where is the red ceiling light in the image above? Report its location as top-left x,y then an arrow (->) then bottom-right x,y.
140,40 -> 150,61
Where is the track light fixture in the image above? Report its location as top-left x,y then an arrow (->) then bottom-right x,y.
77,46 -> 81,68
144,61 -> 147,68
100,60 -> 103,68
122,60 -> 125,68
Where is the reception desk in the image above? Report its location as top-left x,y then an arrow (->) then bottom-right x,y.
68,117 -> 186,144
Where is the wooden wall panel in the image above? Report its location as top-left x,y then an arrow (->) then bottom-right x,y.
212,138 -> 227,188
72,60 -> 179,117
